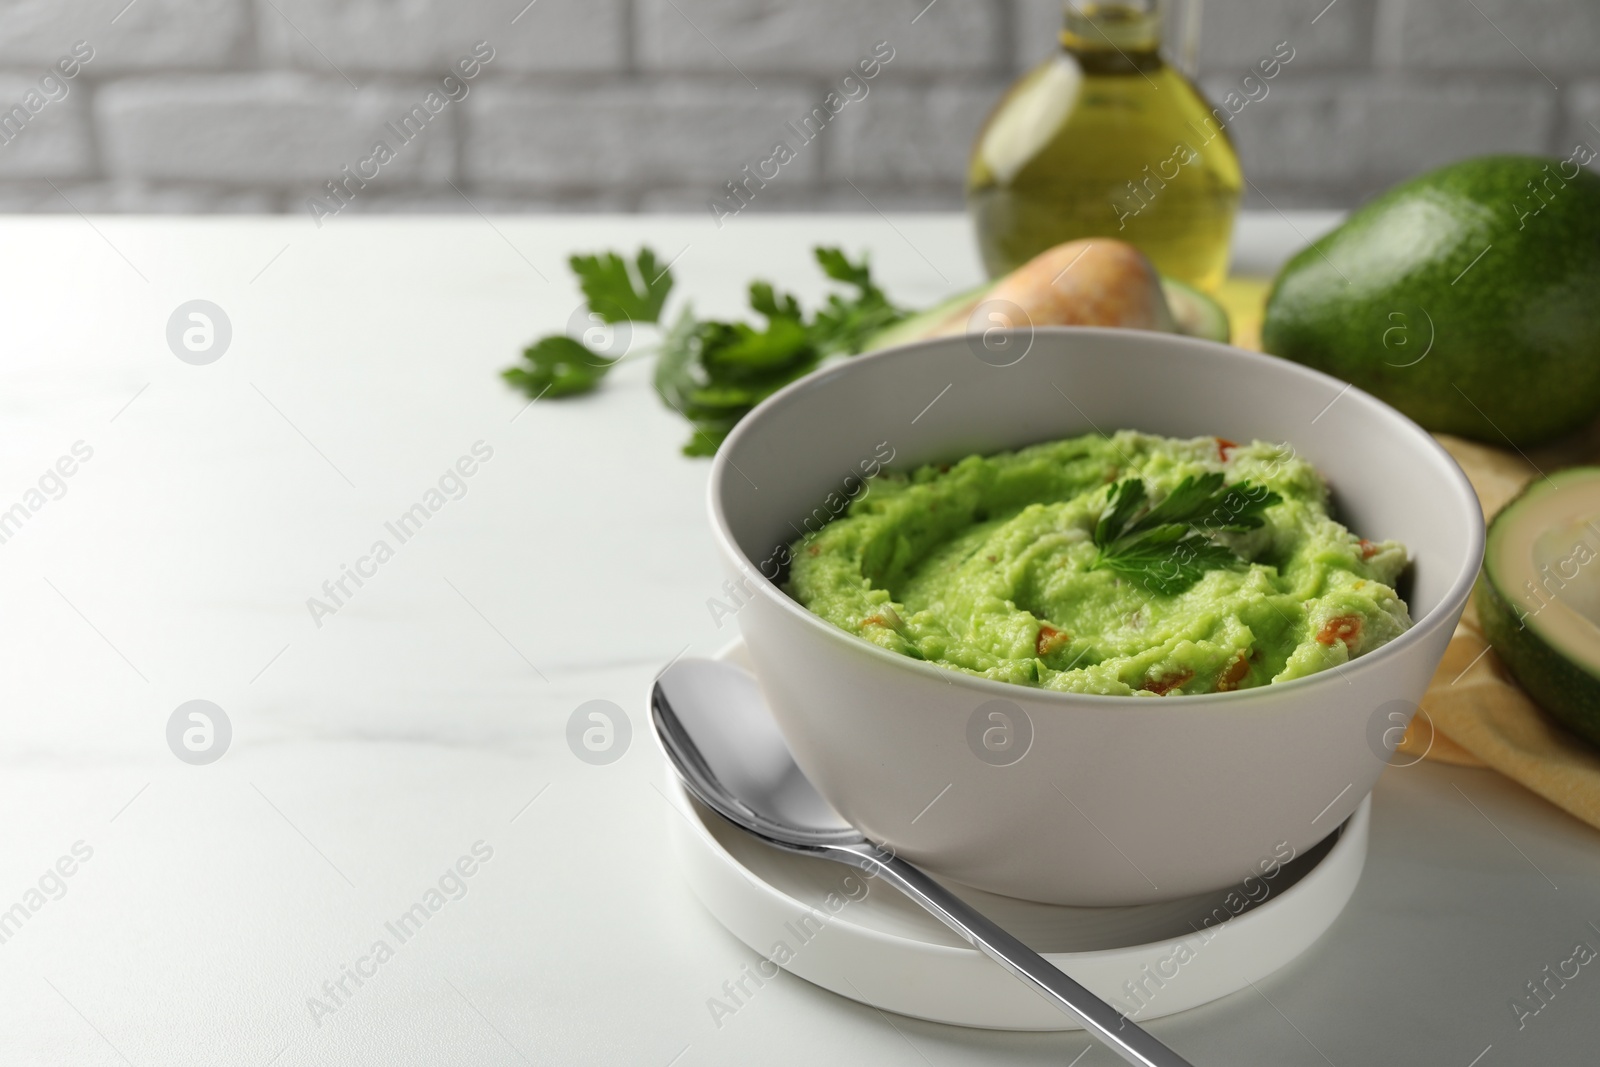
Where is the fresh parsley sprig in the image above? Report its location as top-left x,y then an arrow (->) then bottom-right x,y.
501,244 -> 907,456
1092,472 -> 1282,595
502,248 -> 674,399
653,248 -> 905,455
653,294 -> 817,457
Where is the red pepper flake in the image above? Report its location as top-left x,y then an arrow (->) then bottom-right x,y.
1358,538 -> 1378,559
1316,615 -> 1362,651
1141,668 -> 1194,696
1216,652 -> 1251,692
1215,437 -> 1238,461
1036,624 -> 1071,657
862,606 -> 903,631
986,554 -> 997,563
807,545 -> 821,556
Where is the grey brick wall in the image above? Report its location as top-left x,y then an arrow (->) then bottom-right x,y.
0,0 -> 1588,215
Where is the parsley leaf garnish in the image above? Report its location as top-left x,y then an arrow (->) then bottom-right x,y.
569,248 -> 674,324
501,336 -> 615,399
1092,472 -> 1282,596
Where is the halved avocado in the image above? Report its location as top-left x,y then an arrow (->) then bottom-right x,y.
1477,467 -> 1600,749
862,284 -> 988,352
1160,278 -> 1231,344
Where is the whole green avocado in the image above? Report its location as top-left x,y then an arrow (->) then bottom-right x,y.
1262,154 -> 1600,446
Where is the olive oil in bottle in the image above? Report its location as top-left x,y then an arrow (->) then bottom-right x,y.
966,1 -> 1242,290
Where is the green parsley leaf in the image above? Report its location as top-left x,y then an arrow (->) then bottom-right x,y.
808,247 -> 907,357
501,335 -> 615,399
652,254 -> 896,455
654,308 -> 819,456
749,281 -> 803,323
1092,473 -> 1282,595
569,248 -> 674,323
1093,477 -> 1147,546
701,317 -> 813,379
1098,528 -> 1241,596
680,419 -> 739,457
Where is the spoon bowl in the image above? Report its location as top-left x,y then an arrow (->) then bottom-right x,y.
653,658 -> 859,849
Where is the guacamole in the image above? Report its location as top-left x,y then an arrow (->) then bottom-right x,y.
785,432 -> 1412,696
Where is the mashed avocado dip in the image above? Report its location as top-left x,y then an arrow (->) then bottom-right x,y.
785,432 -> 1411,696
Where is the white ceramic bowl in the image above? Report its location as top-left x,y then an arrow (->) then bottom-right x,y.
708,327 -> 1483,906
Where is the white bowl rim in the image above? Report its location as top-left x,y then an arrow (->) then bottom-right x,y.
706,326 -> 1486,710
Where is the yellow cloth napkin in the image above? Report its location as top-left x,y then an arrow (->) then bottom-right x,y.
1219,277 -> 1600,832
1214,277 -> 1269,352
1406,438 -> 1600,831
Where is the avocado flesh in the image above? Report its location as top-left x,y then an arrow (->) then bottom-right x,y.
1478,467 -> 1600,749
863,284 -> 989,352
862,277 -> 1229,351
1262,155 -> 1600,446
1160,278 -> 1230,343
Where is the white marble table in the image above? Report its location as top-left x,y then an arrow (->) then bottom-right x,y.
2,212 -> 1596,1066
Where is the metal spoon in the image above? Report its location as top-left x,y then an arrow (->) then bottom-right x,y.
651,658 -> 1196,1067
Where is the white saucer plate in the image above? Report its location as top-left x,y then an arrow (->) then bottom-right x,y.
663,638 -> 1370,1030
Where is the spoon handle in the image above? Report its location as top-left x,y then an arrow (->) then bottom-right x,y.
839,843 -> 1196,1067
